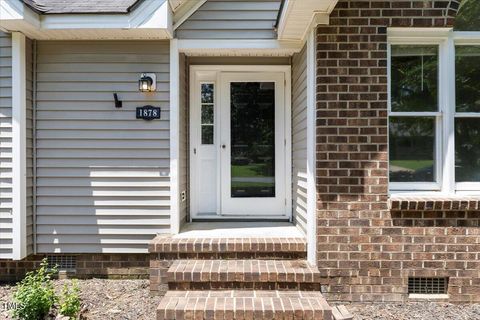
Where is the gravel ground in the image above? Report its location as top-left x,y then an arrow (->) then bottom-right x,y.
2,279 -> 480,319
349,302 -> 480,320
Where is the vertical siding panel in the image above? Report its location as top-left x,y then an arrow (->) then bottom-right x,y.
35,41 -> 170,253
176,0 -> 281,39
0,32 -> 13,259
292,44 -> 307,235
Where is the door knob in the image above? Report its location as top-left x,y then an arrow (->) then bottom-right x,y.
222,144 -> 226,149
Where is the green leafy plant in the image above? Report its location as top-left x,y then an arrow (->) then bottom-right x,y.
11,258 -> 58,320
59,280 -> 81,319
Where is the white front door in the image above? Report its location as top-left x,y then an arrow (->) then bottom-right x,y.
190,67 -> 291,219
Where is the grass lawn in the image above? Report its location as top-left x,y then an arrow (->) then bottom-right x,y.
232,182 -> 274,188
390,160 -> 433,171
232,164 -> 269,177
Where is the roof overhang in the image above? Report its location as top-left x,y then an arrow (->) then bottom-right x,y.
276,0 -> 338,41
0,0 -> 173,40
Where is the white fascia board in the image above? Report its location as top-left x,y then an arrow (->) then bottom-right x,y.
0,0 -> 41,31
277,0 -> 337,41
42,0 -> 170,30
1,0 -> 172,38
173,0 -> 207,30
11,32 -> 28,260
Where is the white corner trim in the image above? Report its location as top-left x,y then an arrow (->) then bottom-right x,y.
11,32 -> 27,260
170,39 -> 180,235
306,28 -> 317,266
173,0 -> 207,30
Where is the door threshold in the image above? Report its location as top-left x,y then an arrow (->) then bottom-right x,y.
192,218 -> 290,222
192,213 -> 290,222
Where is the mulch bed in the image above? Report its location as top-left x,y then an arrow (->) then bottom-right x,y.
2,279 -> 480,319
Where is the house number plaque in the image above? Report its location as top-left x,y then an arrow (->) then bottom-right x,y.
136,105 -> 161,120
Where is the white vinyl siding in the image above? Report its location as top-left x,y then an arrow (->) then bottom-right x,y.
0,32 -> 13,259
179,53 -> 188,225
35,41 -> 170,253
176,0 -> 281,39
291,44 -> 307,235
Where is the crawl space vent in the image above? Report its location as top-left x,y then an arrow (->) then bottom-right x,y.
408,277 -> 448,294
47,255 -> 77,270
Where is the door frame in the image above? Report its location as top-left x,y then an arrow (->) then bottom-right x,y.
189,65 -> 292,220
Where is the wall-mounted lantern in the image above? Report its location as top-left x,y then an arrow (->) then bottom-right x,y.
139,73 -> 156,92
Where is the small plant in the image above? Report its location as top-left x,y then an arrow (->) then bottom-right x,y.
59,280 -> 81,319
11,258 -> 58,320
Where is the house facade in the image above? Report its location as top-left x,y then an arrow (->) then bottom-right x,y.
1,0 -> 479,315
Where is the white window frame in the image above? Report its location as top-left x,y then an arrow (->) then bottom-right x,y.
388,28 -> 480,195
388,31 -> 449,192
453,32 -> 480,193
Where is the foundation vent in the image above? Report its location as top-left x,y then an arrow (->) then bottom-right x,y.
408,277 -> 448,294
47,255 -> 77,270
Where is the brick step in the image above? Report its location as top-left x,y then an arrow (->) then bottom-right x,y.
149,236 -> 307,260
157,290 -> 333,320
167,260 -> 320,291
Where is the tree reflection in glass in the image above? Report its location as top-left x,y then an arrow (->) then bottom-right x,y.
230,82 -> 275,198
389,117 -> 435,182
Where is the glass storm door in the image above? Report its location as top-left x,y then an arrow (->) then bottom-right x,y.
220,73 -> 286,216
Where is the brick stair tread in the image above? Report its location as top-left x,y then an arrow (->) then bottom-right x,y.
167,260 -> 320,283
157,290 -> 332,320
149,236 -> 306,254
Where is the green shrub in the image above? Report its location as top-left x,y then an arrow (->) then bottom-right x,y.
59,280 -> 81,319
11,259 -> 57,320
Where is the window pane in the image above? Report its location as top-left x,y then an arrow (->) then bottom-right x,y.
201,84 -> 214,103
454,0 -> 480,31
201,104 -> 214,124
389,117 -> 436,182
230,82 -> 275,198
456,46 -> 480,112
201,125 -> 213,145
455,118 -> 480,182
391,45 -> 438,112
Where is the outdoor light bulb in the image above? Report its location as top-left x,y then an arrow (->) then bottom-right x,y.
139,74 -> 155,92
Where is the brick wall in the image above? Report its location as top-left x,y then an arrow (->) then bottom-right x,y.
314,0 -> 480,303
0,254 -> 149,283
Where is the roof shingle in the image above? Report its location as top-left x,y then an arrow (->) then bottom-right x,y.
22,0 -> 143,14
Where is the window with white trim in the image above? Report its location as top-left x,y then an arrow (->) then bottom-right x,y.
388,0 -> 480,194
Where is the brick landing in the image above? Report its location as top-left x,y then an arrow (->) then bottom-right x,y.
150,236 -> 332,319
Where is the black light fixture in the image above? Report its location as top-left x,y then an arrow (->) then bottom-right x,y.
139,73 -> 156,92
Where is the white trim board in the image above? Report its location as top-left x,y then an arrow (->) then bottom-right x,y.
177,40 -> 303,57
170,39 -> 180,234
306,28 -> 317,266
11,32 -> 28,260
0,0 -> 172,40
173,0 -> 207,30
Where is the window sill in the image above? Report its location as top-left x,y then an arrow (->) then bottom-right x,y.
389,194 -> 480,211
